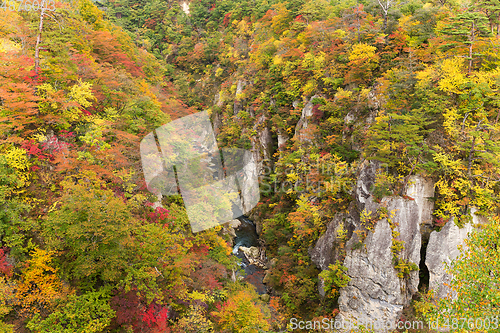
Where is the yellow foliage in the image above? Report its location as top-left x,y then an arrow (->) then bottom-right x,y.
4,146 -> 30,171
286,172 -> 299,183
302,79 -> 317,95
443,108 -> 460,138
273,54 -> 283,65
215,67 -> 224,77
348,43 -> 378,62
37,83 -> 57,108
31,131 -> 47,143
0,277 -> 15,318
15,248 -> 70,317
212,287 -> 270,333
69,79 -> 95,108
360,88 -> 371,99
0,38 -> 20,54
237,20 -> 252,36
433,151 -> 464,175
334,29 -> 347,38
415,65 -> 436,90
399,15 -> 421,41
438,58 -> 469,94
335,88 -> 353,100
176,305 -> 214,332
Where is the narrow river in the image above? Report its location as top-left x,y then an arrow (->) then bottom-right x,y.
232,216 -> 267,295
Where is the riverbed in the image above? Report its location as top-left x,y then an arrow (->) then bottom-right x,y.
232,216 -> 267,295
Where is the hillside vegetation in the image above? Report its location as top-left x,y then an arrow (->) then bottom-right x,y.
1,0 -> 500,331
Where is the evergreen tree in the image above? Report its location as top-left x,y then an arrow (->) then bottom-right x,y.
438,11 -> 492,72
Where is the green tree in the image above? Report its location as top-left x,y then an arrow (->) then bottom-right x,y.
318,260 -> 351,299
438,11 -> 492,72
42,171 -> 135,287
365,108 -> 434,189
27,288 -> 116,333
476,0 -> 500,35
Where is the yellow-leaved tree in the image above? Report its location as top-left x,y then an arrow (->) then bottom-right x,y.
15,248 -> 71,317
211,284 -> 271,333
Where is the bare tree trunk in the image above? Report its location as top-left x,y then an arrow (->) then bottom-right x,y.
34,0 -> 47,80
377,0 -> 391,30
497,13 -> 500,36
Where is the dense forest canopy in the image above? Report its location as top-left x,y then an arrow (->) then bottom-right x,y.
0,0 -> 500,331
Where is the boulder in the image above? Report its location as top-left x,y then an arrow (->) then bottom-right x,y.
240,246 -> 260,259
263,270 -> 271,284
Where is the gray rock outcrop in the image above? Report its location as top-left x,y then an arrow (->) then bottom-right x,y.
294,95 -> 320,143
330,161 -> 435,331
337,196 -> 423,331
406,177 -> 435,226
233,80 -> 247,114
425,216 -> 475,300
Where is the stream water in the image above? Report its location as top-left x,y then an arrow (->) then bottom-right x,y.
232,216 -> 267,295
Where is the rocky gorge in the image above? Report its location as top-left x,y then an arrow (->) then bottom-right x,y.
307,161 -> 485,331
218,91 -> 486,330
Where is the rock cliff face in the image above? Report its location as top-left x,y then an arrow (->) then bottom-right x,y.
337,197 -> 426,329
424,209 -> 486,300
180,1 -> 190,15
312,161 -> 436,331
294,95 -> 320,143
425,218 -> 472,300
233,79 -> 247,115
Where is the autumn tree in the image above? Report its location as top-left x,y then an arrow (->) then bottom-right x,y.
14,248 -> 71,318
27,288 -> 116,332
420,58 -> 500,222
438,10 -> 492,73
211,284 -> 271,333
41,171 -> 136,287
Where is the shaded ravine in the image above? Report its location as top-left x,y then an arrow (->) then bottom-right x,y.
232,216 -> 267,295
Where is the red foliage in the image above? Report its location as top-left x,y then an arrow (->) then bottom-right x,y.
111,289 -> 142,327
90,31 -> 145,78
0,248 -> 13,277
190,243 -> 209,256
21,140 -> 54,161
145,204 -> 172,225
23,69 -> 47,85
434,217 -> 448,228
141,303 -> 169,329
223,12 -> 232,27
188,259 -> 225,290
312,104 -> 324,119
111,290 -> 170,332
